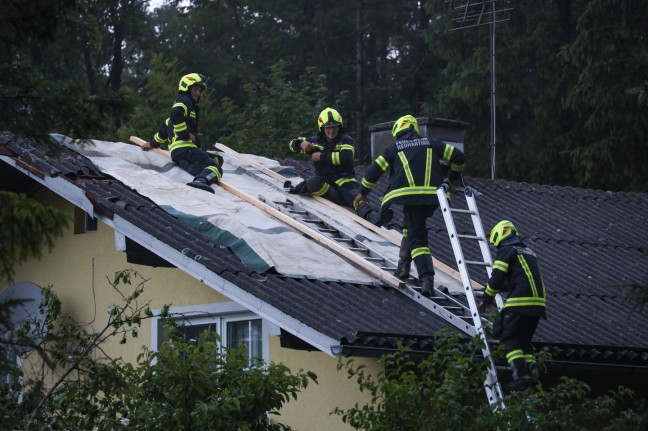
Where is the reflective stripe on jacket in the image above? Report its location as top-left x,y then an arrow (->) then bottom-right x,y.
359,130 -> 465,208
289,132 -> 357,184
168,93 -> 199,153
483,242 -> 547,317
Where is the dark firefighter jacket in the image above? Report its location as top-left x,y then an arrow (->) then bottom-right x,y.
482,238 -> 547,317
168,92 -> 200,154
358,130 -> 465,208
289,132 -> 356,186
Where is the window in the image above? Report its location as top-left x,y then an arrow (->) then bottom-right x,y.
152,302 -> 273,366
73,207 -> 98,234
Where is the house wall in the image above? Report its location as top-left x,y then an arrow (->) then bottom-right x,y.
10,189 -> 380,430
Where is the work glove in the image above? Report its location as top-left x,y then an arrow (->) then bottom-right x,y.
289,137 -> 306,152
148,139 -> 160,149
288,181 -> 307,195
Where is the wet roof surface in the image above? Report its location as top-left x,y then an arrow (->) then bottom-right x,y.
2,132 -> 647,365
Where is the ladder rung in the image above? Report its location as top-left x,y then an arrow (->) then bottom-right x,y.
466,260 -> 491,267
317,227 -> 338,233
334,238 -> 353,243
364,257 -> 384,262
288,209 -> 308,215
450,208 -> 476,215
457,234 -> 485,241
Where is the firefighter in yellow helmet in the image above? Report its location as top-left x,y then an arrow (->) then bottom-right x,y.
354,115 -> 465,296
142,73 -> 223,193
478,220 -> 547,392
288,107 -> 392,226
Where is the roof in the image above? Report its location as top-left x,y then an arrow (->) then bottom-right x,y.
2,132 -> 648,367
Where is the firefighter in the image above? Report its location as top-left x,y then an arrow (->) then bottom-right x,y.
353,115 -> 465,296
478,220 -> 547,392
141,73 -> 222,193
288,107 -> 392,226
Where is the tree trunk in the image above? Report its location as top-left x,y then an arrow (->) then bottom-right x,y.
354,0 -> 365,162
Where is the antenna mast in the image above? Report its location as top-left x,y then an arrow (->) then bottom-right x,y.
446,1 -> 512,180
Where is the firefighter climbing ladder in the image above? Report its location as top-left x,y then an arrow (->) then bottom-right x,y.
213,141 -> 507,408
130,136 -> 504,408
437,184 -> 505,409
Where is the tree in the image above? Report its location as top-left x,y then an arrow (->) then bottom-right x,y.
0,190 -> 70,284
334,333 -> 647,430
1,270 -> 316,430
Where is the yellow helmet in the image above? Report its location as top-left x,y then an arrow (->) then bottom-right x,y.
317,107 -> 343,131
489,220 -> 518,247
178,73 -> 207,92
391,115 -> 420,137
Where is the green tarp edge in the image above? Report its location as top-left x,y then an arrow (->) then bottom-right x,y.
161,205 -> 271,274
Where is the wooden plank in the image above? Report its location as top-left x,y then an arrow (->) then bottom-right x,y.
213,142 -> 474,286
129,136 -> 172,160
129,136 -> 404,288
214,142 -> 403,246
219,182 -> 405,288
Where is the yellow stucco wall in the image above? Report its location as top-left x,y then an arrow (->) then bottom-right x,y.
8,189 -> 383,430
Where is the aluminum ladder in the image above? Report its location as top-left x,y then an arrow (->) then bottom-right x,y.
437,184 -> 505,409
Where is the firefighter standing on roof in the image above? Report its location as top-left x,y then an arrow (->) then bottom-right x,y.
142,73 -> 223,193
288,107 -> 392,227
354,115 -> 465,297
478,220 -> 547,392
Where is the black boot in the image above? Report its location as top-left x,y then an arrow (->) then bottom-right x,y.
505,358 -> 532,393
187,177 -> 215,194
420,274 -> 435,297
393,259 -> 411,280
357,202 -> 394,227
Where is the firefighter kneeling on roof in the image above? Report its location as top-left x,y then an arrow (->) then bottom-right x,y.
478,220 -> 547,392
288,108 -> 392,227
142,73 -> 223,193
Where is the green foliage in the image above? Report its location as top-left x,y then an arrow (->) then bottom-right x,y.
0,270 -> 315,431
218,59 -> 345,158
0,191 -> 70,284
334,332 -> 646,430
120,319 -> 316,430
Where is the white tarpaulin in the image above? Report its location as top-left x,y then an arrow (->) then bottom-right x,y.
70,139 -> 400,284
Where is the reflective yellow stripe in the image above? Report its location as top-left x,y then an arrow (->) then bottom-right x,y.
411,247 -> 430,259
172,102 -> 188,116
506,349 -> 524,363
451,163 -> 464,172
332,152 -> 340,165
484,283 -> 499,296
206,165 -> 222,180
493,260 -> 509,272
382,186 -> 438,205
376,156 -> 389,171
443,144 -> 454,161
336,144 -> 355,156
313,182 -> 329,196
524,354 -> 535,363
398,152 -> 415,186
504,297 -> 546,307
518,255 -> 538,297
335,177 -> 357,187
424,148 -> 432,187
174,122 -> 187,132
361,178 -> 375,189
169,141 -> 197,152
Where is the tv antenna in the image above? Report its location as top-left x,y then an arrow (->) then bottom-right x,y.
446,1 -> 512,180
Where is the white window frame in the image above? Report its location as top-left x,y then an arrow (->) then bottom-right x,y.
151,302 -> 277,365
